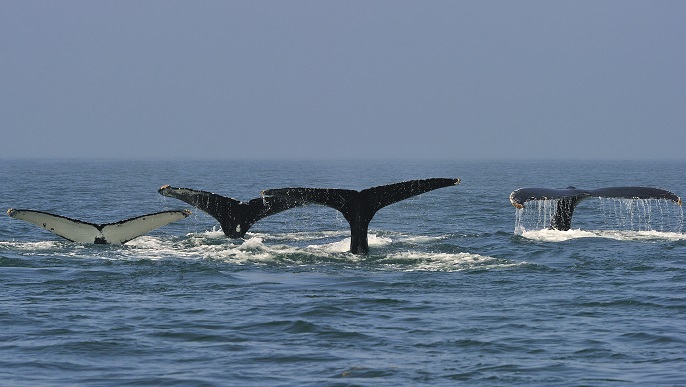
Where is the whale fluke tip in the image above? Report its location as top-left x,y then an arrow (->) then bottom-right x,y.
7,208 -> 16,217
678,197 -> 682,206
454,178 -> 461,185
509,190 -> 523,209
182,209 -> 192,217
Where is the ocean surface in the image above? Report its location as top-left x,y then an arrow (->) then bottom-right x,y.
1,159 -> 684,385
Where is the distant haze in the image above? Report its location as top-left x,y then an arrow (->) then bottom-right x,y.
2,1 -> 684,160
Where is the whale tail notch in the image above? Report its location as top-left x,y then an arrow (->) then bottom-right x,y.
158,185 -> 303,238
509,186 -> 681,231
6,208 -> 191,244
262,178 -> 460,254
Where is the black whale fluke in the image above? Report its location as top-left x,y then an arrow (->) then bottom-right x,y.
158,185 -> 303,238
509,186 -> 682,231
262,178 -> 461,254
6,208 -> 191,244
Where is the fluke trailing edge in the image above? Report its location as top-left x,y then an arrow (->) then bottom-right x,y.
262,178 -> 461,254
6,209 -> 191,244
158,185 -> 303,238
509,186 -> 682,231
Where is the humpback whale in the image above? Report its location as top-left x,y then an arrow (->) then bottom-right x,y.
509,186 -> 682,231
6,208 -> 191,244
261,178 -> 460,254
158,185 -> 303,238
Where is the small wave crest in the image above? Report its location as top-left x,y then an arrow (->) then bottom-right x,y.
377,251 -> 521,272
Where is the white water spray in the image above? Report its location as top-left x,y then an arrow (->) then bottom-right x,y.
514,198 -> 683,235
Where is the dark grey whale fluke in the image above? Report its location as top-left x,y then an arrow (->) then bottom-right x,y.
509,186 -> 682,231
262,178 -> 461,254
6,208 -> 191,244
158,185 -> 303,238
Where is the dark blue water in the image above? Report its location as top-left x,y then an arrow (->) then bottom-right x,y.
1,159 -> 685,385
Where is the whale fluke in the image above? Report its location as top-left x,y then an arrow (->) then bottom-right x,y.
509,186 -> 682,231
262,178 -> 460,254
158,185 -> 303,238
6,208 -> 191,244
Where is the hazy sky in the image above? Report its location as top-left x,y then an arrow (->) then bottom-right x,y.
2,1 -> 684,160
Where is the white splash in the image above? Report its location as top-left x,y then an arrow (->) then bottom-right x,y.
520,229 -> 601,242
2,229 -> 521,272
0,240 -> 62,251
596,197 -> 683,232
307,238 -> 351,253
520,228 -> 686,242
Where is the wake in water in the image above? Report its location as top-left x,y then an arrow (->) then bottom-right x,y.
0,230 -> 514,272
514,198 -> 685,241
